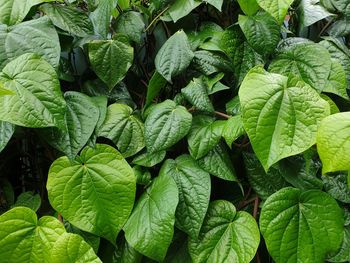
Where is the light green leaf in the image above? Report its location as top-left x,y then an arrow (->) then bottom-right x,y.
0,121 -> 15,152
181,77 -> 214,112
269,42 -> 332,92
48,233 -> 102,263
0,17 -> 60,70
0,207 -> 66,263
187,115 -> 226,159
203,0 -> 223,11
226,96 -> 241,116
317,112 -> 350,173
88,40 -> 134,90
0,53 -> 66,129
12,192 -> 41,212
204,73 -> 229,95
132,150 -> 166,167
98,103 -> 145,158
260,187 -> 344,263
238,12 -> 280,56
41,91 -> 100,160
198,143 -> 238,182
160,155 -> 211,238
297,0 -> 335,27
0,0 -> 59,25
324,60 -> 348,99
188,200 -> 260,263
47,144 -> 136,242
145,100 -> 192,153
124,174 -> 179,261
321,94 -> 340,114
165,0 -> 202,22
155,30 -> 194,83
0,83 -> 14,96
40,3 -> 94,37
238,0 -> 260,16
90,0 -> 118,38
145,70 -> 167,108
239,66 -> 330,171
114,11 -> 145,43
256,0 -> 294,24
322,173 -> 350,203
222,115 -> 245,148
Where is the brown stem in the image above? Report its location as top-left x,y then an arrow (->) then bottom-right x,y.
144,6 -> 170,32
57,213 -> 64,224
214,111 -> 231,119
253,196 -> 260,219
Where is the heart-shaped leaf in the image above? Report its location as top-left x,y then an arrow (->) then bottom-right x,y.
0,121 -> 14,152
256,0 -> 294,24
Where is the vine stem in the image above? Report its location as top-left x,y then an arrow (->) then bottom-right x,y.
253,196 -> 260,219
214,111 -> 231,119
57,213 -> 64,224
144,6 -> 170,32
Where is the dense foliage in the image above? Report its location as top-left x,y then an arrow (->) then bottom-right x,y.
0,0 -> 350,262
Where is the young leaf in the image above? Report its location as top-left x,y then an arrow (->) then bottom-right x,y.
0,121 -> 15,152
155,30 -> 194,83
0,17 -> 61,70
159,155 -> 211,238
0,207 -> 66,262
256,0 -> 294,24
239,66 -> 329,171
145,100 -> 192,153
98,103 -> 145,158
238,0 -> 260,16
40,3 -> 94,37
317,112 -> 350,173
47,144 -> 136,243
12,191 -> 41,212
0,53 -> 66,129
88,39 -> 134,90
124,173 -> 179,261
188,200 -> 260,263
260,187 -> 344,263
222,115 -> 245,148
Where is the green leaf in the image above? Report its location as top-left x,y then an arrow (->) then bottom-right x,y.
317,112 -> 350,173
226,96 -> 241,116
98,103 -> 145,158
48,233 -> 102,263
238,12 -> 280,56
145,100 -> 192,153
88,40 -> 134,90
87,96 -> 108,146
327,227 -> 350,262
0,0 -> 59,25
124,174 -> 179,261
0,83 -> 14,96
145,71 -> 167,108
114,11 -> 145,43
90,0 -> 118,38
132,150 -> 166,167
47,144 -> 136,242
114,236 -> 143,263
0,17 -> 61,70
181,77 -> 214,112
238,0 -> 260,16
328,13 -> 350,37
203,0 -> 223,11
159,155 -> 211,238
256,0 -> 294,24
324,59 -> 348,99
164,231 -> 192,263
0,121 -> 15,152
269,42 -> 332,92
297,0 -> 335,27
192,50 -> 232,75
188,200 -> 260,263
12,192 -> 41,212
155,30 -> 194,83
133,165 -> 152,186
204,73 -> 229,95
260,187 -> 344,263
40,3 -> 94,37
222,115 -> 245,148
0,207 -> 66,262
41,91 -> 100,159
243,153 -> 289,200
165,0 -> 202,22
321,94 -> 340,114
198,143 -> 238,181
0,53 -> 66,129
322,173 -> 350,203
187,115 -> 225,159
239,66 -> 330,171
320,0 -> 349,12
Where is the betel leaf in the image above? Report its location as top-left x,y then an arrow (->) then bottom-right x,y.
0,16 -> 60,70
164,231 -> 192,263
114,236 -> 143,263
124,173 -> 179,261
197,143 -> 238,182
132,150 -> 166,167
155,30 -> 194,83
144,100 -> 192,153
238,11 -> 280,56
317,112 -> 350,173
0,207 -> 66,262
145,70 -> 167,108
222,115 -> 245,148
327,227 -> 350,263
237,0 -> 260,16
187,115 -> 225,159
0,0 -> 59,25
297,0 -> 334,27
48,233 -> 102,263
47,144 -> 136,242
133,165 -> 152,186
188,200 -> 260,263
88,39 -> 134,90
98,103 -> 145,158
114,11 -> 145,44
256,0 -> 294,24
87,96 -> 108,147
239,66 -> 329,171
40,3 -> 94,37
165,0 -> 202,23
192,50 -> 232,75
322,173 -> 350,203
203,0 -> 223,11
41,91 -> 100,160
159,155 -> 211,238
181,77 -> 214,113
12,192 -> 41,212
89,0 -> 118,38
269,42 -> 332,92
0,121 -> 15,152
260,187 -> 344,263
0,53 -> 66,130
324,59 -> 348,99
